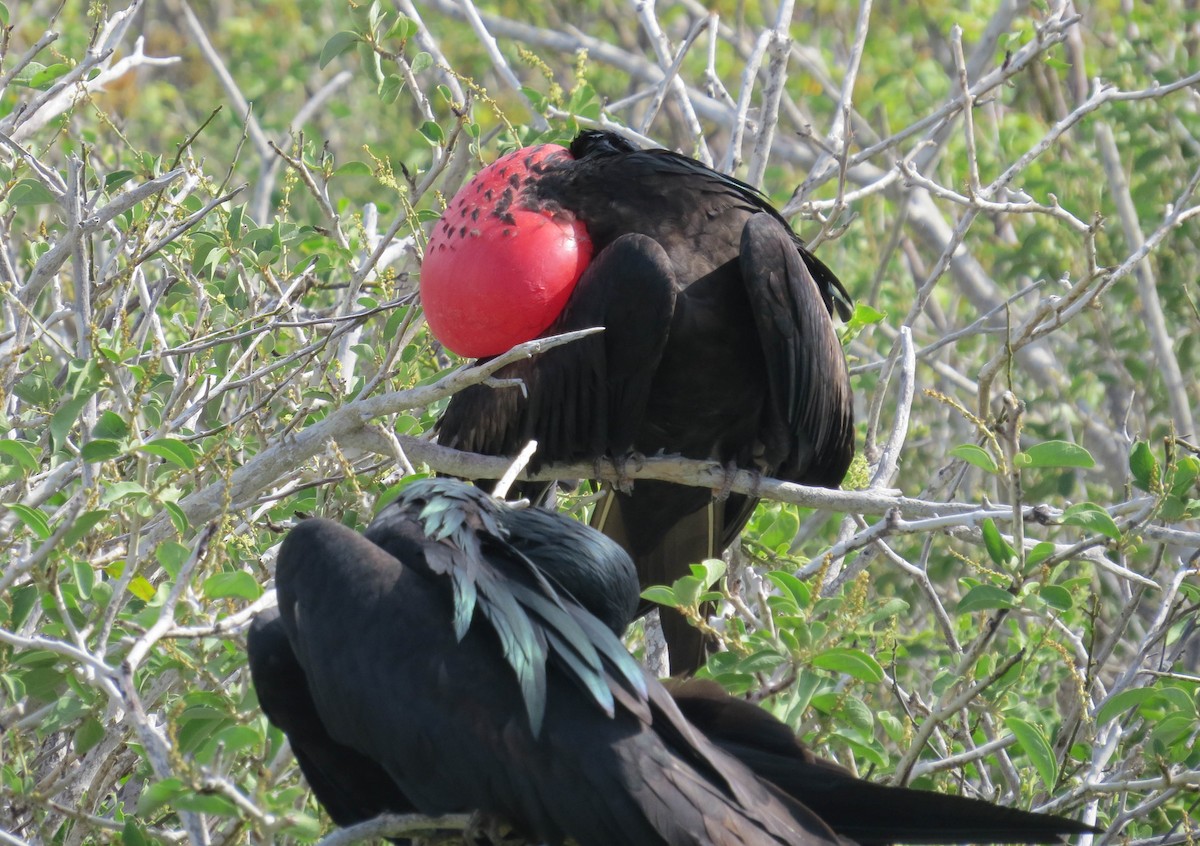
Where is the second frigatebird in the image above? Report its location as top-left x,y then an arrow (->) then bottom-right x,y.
251,478 -> 846,845
430,130 -> 856,673
247,479 -> 1099,845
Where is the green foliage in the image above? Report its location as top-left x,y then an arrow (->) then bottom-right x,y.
2,0 -> 1197,842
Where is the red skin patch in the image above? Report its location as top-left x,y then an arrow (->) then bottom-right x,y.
420,144 -> 593,358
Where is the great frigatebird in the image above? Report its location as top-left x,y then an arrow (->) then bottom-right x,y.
251,478 -> 848,845
247,479 -> 1098,845
430,130 -> 856,673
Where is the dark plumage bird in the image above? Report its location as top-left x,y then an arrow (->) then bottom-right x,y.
250,479 -> 847,846
248,479 -> 1099,845
432,130 -> 856,673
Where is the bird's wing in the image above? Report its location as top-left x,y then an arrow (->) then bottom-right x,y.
368,480 -> 647,734
246,607 -> 415,828
739,212 -> 855,486
670,677 -> 1101,846
438,232 -> 676,468
620,144 -> 853,319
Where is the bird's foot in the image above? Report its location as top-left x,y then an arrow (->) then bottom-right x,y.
712,460 -> 744,502
599,451 -> 645,494
463,811 -> 523,846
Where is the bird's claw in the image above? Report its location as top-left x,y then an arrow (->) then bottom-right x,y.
602,451 -> 645,494
463,810 -> 522,846
715,460 -> 742,502
595,451 -> 643,492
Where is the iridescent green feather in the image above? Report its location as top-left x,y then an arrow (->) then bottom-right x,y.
400,478 -> 646,737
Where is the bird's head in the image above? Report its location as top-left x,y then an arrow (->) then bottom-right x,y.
568,129 -> 640,160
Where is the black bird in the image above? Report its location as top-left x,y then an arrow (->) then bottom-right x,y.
248,480 -> 1098,845
251,478 -> 847,846
433,130 -> 856,673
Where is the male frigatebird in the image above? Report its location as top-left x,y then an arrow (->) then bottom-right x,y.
429,130 -> 856,673
248,479 -> 1099,845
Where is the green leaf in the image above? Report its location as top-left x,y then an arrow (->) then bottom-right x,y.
62,510 -> 108,547
1129,441 -> 1158,491
215,724 -> 261,756
957,584 -> 1016,613
1095,688 -> 1158,725
0,439 -> 39,474
156,542 -> 190,581
811,647 -> 884,683
92,410 -> 129,439
1037,584 -> 1073,611
1020,440 -> 1095,469
358,40 -> 383,85
202,244 -> 225,273
105,170 -> 136,191
137,777 -> 185,815
981,518 -> 1016,566
367,0 -> 384,29
950,444 -> 998,473
1026,541 -> 1057,568
737,649 -> 786,673
30,63 -> 71,89
202,571 -> 262,601
670,575 -> 702,608
385,14 -> 414,40
878,709 -> 905,743
640,585 -> 677,607
378,73 -> 405,103
1156,686 -> 1198,718
122,819 -> 151,846
335,160 -> 373,178
766,571 -> 810,608
1005,717 -> 1058,789
1170,456 -> 1200,498
9,178 -> 58,206
165,502 -> 188,534
1148,712 -> 1194,755
51,391 -> 96,450
760,508 -> 799,549
225,203 -> 245,239
74,717 -> 105,755
138,438 -> 196,469
69,557 -> 95,599
849,302 -> 888,331
839,695 -> 875,732
242,225 -> 279,255
81,439 -> 122,462
129,577 -> 156,602
319,31 -> 360,69
8,504 -> 51,539
1061,502 -> 1120,540
411,51 -> 433,74
102,481 -> 149,503
10,585 -> 38,629
418,120 -> 444,146
691,558 -> 726,590
861,597 -> 909,625
0,3 -> 9,26
174,792 -> 238,815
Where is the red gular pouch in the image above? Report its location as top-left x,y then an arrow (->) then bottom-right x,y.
421,144 -> 593,358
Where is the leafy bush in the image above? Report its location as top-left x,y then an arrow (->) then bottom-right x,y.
2,0 -> 1198,843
